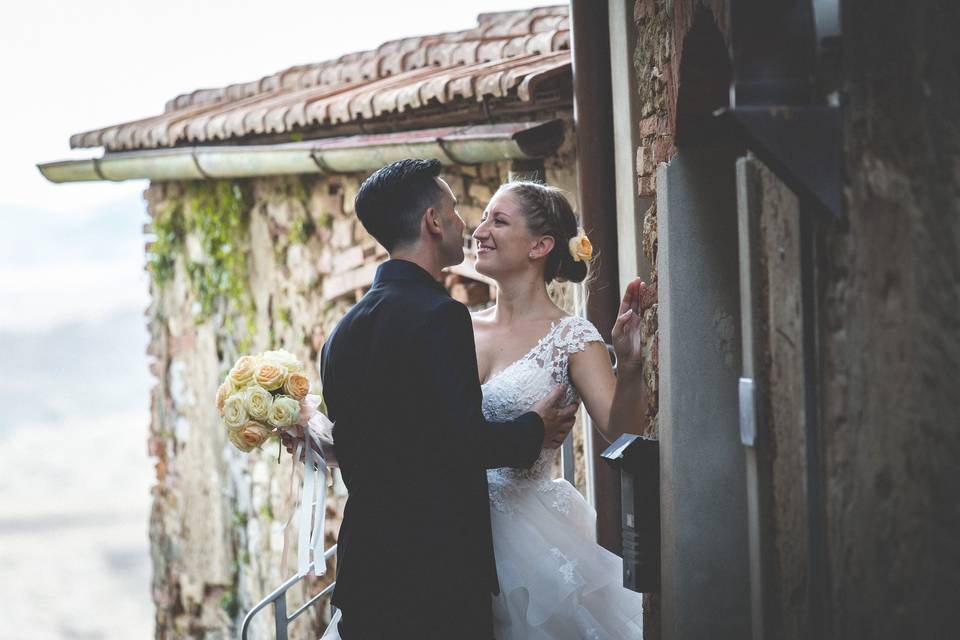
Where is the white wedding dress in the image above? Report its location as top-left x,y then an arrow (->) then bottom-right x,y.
482,314 -> 644,640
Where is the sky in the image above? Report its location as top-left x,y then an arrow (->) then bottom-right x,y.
0,0 -> 552,331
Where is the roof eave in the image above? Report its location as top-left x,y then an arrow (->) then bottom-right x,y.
38,120 -> 565,184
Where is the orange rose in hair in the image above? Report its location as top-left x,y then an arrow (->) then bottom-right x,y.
568,230 -> 593,262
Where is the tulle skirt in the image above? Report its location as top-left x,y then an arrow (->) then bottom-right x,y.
489,476 -> 644,639
320,477 -> 644,640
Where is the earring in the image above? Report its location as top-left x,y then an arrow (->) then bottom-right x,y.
528,252 -> 535,259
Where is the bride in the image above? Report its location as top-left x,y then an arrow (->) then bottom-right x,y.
470,180 -> 654,639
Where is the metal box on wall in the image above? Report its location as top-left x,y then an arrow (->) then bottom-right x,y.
601,433 -> 660,592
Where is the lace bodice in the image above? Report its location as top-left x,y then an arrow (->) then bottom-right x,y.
481,315 -> 604,513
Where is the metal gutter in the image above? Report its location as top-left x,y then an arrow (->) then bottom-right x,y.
38,120 -> 565,183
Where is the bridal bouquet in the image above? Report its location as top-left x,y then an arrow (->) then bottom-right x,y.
215,348 -> 334,576
215,349 -> 317,453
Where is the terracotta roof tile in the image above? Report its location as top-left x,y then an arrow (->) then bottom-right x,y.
70,5 -> 570,151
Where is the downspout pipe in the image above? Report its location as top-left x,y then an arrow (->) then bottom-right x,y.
569,0 -> 621,554
38,120 -> 565,184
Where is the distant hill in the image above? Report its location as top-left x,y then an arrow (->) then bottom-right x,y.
0,195 -> 148,267
0,310 -> 153,433
0,193 -> 151,332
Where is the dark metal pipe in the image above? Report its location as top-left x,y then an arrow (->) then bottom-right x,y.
569,0 -> 621,554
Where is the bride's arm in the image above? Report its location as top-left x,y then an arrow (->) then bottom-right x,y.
569,342 -> 646,444
569,279 -> 656,444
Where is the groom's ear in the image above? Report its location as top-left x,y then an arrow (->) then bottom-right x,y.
423,207 -> 443,238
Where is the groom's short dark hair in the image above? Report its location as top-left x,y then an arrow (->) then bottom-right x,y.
354,159 -> 444,252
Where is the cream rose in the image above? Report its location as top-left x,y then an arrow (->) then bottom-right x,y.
228,421 -> 273,452
228,355 -> 259,388
222,392 -> 248,428
568,230 -> 593,263
255,362 -> 288,391
261,349 -> 304,374
244,385 -> 273,421
215,381 -> 232,412
283,373 -> 310,401
268,395 -> 301,429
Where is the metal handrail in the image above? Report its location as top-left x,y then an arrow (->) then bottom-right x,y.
239,544 -> 338,640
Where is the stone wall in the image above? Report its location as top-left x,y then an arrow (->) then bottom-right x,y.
819,1 -> 960,637
143,125 -> 578,638
631,0 -> 960,637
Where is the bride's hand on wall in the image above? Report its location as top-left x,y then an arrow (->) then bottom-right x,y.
611,278 -> 657,373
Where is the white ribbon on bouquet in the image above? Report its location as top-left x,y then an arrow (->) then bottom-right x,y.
283,393 -> 335,577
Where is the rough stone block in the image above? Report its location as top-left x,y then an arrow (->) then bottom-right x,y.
330,218 -> 354,249
652,135 -> 674,164
639,115 -> 659,138
637,145 -> 655,176
341,177 -> 361,215
468,181 -> 494,204
638,175 -> 656,196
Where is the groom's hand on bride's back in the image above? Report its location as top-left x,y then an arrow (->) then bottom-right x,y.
533,386 -> 579,449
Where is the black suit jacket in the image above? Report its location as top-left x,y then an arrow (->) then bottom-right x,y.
320,259 -> 544,627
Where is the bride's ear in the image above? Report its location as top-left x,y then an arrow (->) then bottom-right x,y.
530,235 -> 555,260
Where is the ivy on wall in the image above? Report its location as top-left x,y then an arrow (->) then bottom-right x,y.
147,200 -> 184,287
147,180 -> 257,351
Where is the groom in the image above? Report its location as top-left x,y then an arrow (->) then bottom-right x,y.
319,159 -> 577,639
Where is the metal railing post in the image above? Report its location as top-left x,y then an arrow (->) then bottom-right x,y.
239,544 -> 338,640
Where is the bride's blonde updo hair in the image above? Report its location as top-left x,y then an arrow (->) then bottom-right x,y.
495,180 -> 589,284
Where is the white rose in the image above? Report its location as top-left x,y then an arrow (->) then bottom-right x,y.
215,381 -> 232,412
254,362 -> 288,391
222,392 -> 248,428
261,349 -> 304,374
228,421 -> 273,453
244,385 -> 273,421
268,395 -> 301,429
228,355 -> 258,389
